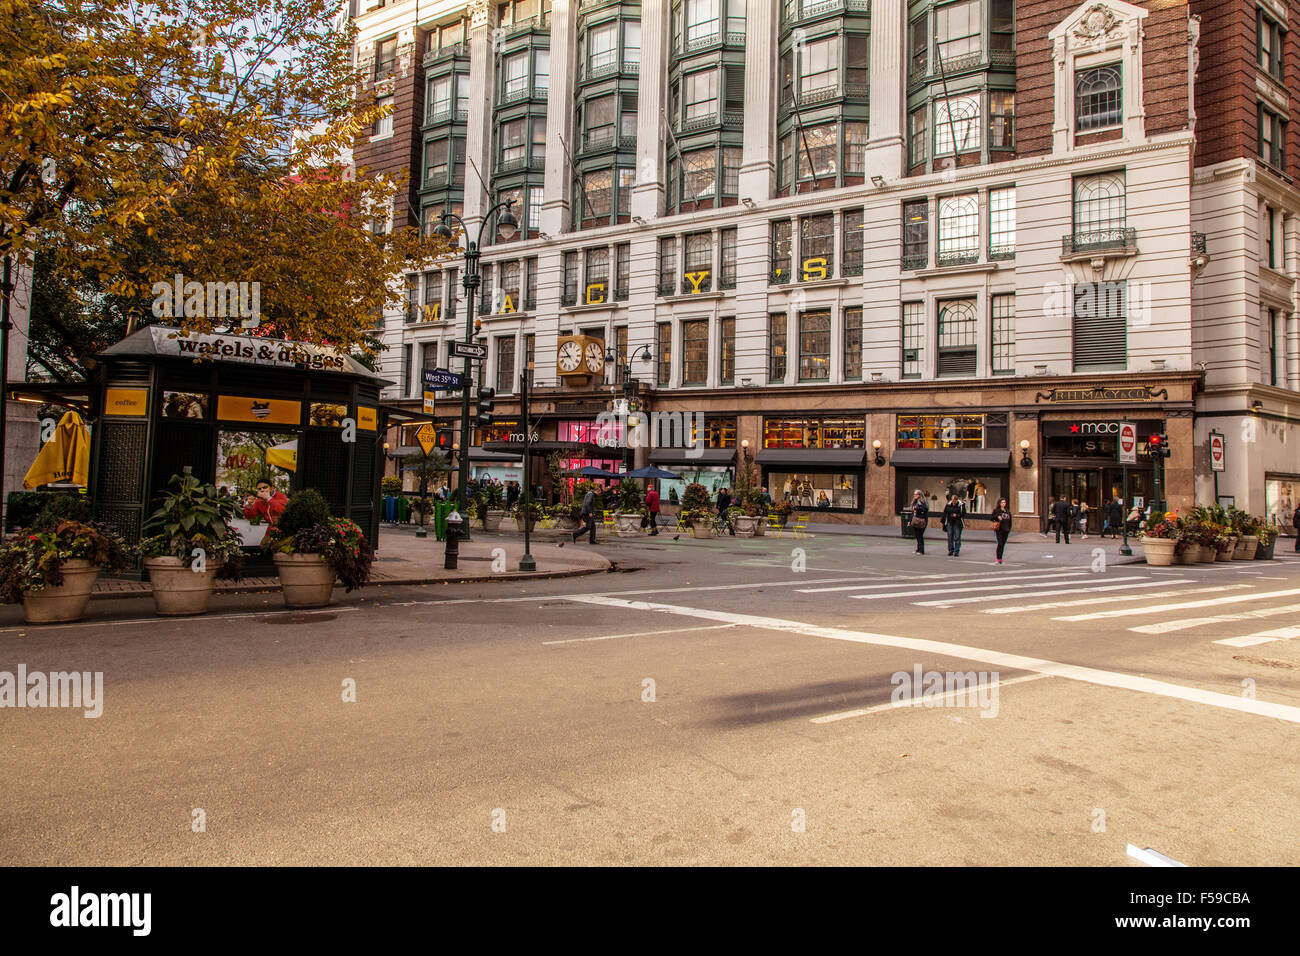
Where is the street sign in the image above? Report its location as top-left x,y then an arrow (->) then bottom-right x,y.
1210,431 -> 1226,472
1118,421 -> 1137,465
450,341 -> 487,360
422,368 -> 462,390
422,390 -> 436,414
415,422 -> 437,455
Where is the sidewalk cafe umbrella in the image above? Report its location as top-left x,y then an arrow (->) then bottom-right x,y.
23,410 -> 91,488
266,438 -> 298,472
571,466 -> 620,478
626,466 -> 681,480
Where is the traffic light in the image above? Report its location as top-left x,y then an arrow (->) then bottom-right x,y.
434,428 -> 453,452
476,386 -> 495,426
1149,433 -> 1171,458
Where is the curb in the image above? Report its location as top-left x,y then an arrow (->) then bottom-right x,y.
89,562 -> 610,601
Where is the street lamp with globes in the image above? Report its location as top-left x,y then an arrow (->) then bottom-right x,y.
432,200 -> 519,521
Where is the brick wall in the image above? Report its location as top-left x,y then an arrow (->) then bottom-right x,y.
1016,0 -> 1192,158
1191,0 -> 1300,180
352,30 -> 429,229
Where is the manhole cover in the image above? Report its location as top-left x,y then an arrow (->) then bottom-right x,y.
264,613 -> 338,625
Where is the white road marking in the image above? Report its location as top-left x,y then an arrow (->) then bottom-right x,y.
916,579 -> 1183,607
852,574 -> 1136,601
1053,587 -> 1300,622
0,606 -> 357,633
1213,627 -> 1300,648
809,674 -> 1049,723
982,585 -> 1251,614
1131,602 -> 1300,635
1126,844 -> 1188,867
542,623 -> 736,645
562,595 -> 1300,725
797,567 -> 1085,594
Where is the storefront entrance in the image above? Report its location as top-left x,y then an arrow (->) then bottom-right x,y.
1049,466 -> 1154,533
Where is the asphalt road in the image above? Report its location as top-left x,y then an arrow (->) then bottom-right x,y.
2,530 -> 1298,866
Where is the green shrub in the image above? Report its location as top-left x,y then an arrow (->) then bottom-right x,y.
614,477 -> 644,514
5,491 -> 92,532
277,489 -> 331,536
380,476 -> 403,495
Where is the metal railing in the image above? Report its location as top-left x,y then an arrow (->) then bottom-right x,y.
900,253 -> 928,271
988,242 -> 1016,261
1062,227 -> 1137,255
936,250 -> 979,267
1191,232 -> 1207,255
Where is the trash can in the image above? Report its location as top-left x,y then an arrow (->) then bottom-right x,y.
900,511 -> 917,539
434,500 -> 452,541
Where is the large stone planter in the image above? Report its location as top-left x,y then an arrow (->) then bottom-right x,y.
614,513 -> 643,537
21,559 -> 100,624
1233,535 -> 1258,560
481,509 -> 505,531
1255,538 -> 1276,560
1214,536 -> 1237,561
1176,543 -> 1200,565
1196,543 -> 1217,563
1139,538 -> 1178,567
690,520 -> 714,539
144,556 -> 220,616
272,552 -> 336,608
732,515 -> 764,538
513,514 -> 536,534
555,516 -> 580,532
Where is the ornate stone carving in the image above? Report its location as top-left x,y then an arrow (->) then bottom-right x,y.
1073,4 -> 1121,40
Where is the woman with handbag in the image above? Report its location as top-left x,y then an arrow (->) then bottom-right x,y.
910,489 -> 929,555
991,498 -> 1013,564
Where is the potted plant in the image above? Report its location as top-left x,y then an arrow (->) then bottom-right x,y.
0,519 -> 129,623
1254,521 -> 1278,560
613,477 -> 646,537
138,471 -> 244,615
511,500 -> 542,533
262,489 -> 374,608
468,479 -> 506,531
1229,510 -> 1259,560
729,459 -> 767,537
679,483 -> 714,538
771,500 -> 793,528
1136,510 -> 1182,567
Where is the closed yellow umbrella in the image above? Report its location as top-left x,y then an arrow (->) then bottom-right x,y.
265,439 -> 298,472
23,411 -> 91,489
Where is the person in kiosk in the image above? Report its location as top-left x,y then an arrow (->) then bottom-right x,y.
244,479 -> 288,525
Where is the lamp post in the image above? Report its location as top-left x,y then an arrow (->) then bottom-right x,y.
432,200 -> 519,524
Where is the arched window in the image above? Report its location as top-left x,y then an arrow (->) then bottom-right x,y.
1072,171 -> 1126,236
1075,64 -> 1122,131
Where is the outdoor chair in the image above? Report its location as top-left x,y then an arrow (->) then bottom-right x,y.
766,514 -> 783,537
791,516 -> 810,537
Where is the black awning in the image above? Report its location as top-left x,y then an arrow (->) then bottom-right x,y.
647,448 -> 737,466
755,448 -> 867,468
890,448 -> 1011,469
469,448 -> 523,462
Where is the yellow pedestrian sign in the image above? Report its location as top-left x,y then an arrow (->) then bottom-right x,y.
416,423 -> 437,455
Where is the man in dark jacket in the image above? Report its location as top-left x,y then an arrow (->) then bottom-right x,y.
1052,495 -> 1073,544
573,488 -> 597,543
716,487 -> 734,535
1104,496 -> 1124,538
942,494 -> 965,556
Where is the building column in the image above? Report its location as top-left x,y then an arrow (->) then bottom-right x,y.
462,1 -> 495,236
632,0 -> 669,220
737,0 -> 777,202
541,0 -> 577,235
1285,212 -> 1300,390
865,0 -> 904,180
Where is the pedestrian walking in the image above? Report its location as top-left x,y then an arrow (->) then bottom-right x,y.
992,497 -> 1013,564
572,487 -> 598,544
1293,503 -> 1300,551
942,493 -> 965,556
716,487 -> 734,535
1052,495 -> 1073,544
645,485 -> 661,536
1042,496 -> 1055,538
909,490 -> 929,555
1103,496 -> 1123,538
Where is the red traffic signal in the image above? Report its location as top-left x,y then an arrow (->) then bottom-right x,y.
434,428 -> 453,451
1148,433 -> 1171,458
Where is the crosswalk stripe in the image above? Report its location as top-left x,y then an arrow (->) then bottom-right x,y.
917,579 -> 1190,608
1130,602 -> 1300,635
797,567 -> 1076,594
1052,587 -> 1300,622
852,574 -> 1138,601
1214,627 -> 1300,648
982,584 -> 1251,614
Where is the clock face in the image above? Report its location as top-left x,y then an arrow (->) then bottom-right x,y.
584,342 -> 605,373
557,339 -> 583,373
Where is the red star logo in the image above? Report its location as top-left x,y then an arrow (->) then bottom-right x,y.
1070,424 -> 1080,433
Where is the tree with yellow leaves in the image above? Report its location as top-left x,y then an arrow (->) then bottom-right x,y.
3,0 -> 453,379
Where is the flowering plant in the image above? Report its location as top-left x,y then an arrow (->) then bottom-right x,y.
0,520 -> 129,603
1138,510 -> 1188,553
137,472 -> 243,578
263,505 -> 374,592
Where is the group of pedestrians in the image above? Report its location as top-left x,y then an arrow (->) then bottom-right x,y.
908,490 -> 1013,564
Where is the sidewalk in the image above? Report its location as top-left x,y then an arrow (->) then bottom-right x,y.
92,526 -> 609,599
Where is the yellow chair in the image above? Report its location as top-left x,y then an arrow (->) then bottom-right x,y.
536,508 -> 557,531
792,516 -> 810,537
766,514 -> 783,537
602,510 -> 615,531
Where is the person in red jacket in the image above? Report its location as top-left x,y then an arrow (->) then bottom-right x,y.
645,486 -> 661,536
244,479 -> 288,524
